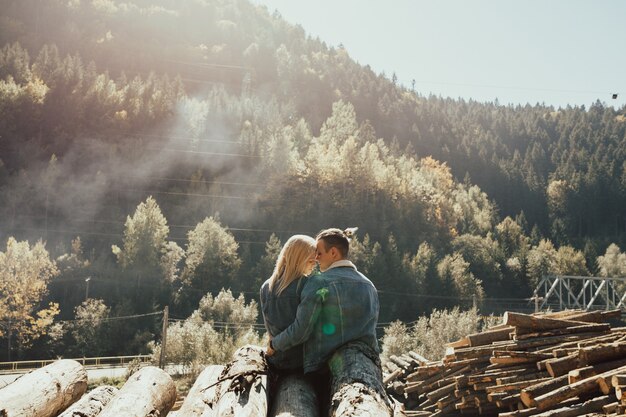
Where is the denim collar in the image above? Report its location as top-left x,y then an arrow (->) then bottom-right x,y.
325,260 -> 357,271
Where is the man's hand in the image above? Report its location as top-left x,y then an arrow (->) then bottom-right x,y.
266,341 -> 275,356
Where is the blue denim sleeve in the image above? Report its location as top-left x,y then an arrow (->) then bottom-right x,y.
260,282 -> 271,334
271,278 -> 324,352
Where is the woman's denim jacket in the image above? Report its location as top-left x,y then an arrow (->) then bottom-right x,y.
271,265 -> 380,374
260,277 -> 307,370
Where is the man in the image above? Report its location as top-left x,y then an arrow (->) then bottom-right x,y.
267,227 -> 380,374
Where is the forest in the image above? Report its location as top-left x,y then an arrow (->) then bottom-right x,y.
1,0 -> 626,362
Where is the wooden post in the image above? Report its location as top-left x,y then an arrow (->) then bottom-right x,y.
159,306 -> 169,369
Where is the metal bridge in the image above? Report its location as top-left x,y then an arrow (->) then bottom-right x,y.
533,275 -> 626,312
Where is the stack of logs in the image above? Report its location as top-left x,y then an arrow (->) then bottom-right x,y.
0,346 -> 264,417
383,309 -> 626,417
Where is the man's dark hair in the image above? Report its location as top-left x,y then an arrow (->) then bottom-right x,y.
316,228 -> 355,258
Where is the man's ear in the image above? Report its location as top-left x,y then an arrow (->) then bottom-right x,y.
329,247 -> 339,259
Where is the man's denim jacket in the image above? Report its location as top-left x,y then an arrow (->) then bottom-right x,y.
260,277 -> 307,370
271,264 -> 380,374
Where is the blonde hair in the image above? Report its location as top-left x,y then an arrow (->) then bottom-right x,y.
269,235 -> 316,295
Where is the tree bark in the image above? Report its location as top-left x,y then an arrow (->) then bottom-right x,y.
215,345 -> 268,417
528,395 -> 612,417
533,364 -> 626,410
0,359 -> 87,417
466,327 -> 514,347
328,343 -> 393,417
98,366 -> 176,417
520,374 -> 569,408
57,386 -> 118,417
171,365 -> 224,417
269,374 -> 319,417
504,312 -> 588,331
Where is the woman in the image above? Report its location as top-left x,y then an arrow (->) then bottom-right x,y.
260,234 -> 317,371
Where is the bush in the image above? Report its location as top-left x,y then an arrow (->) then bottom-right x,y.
380,307 -> 501,362
149,289 -> 263,377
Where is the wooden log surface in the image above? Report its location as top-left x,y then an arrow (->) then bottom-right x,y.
504,312 -> 589,331
529,394 -> 612,417
98,366 -> 176,417
0,359 -> 87,417
520,374 -> 569,408
57,386 -> 118,417
328,343 -> 392,417
545,354 -> 580,377
215,345 -> 268,417
533,364 -> 626,410
466,327 -> 514,347
579,342 -> 626,365
170,365 -> 224,417
269,374 -> 319,417
568,358 -> 626,384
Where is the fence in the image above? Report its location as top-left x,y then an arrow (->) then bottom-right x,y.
0,354 -> 152,374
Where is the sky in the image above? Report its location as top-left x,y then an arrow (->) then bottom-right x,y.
252,0 -> 626,109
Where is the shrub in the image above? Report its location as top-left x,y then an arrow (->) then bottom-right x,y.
380,307 -> 501,362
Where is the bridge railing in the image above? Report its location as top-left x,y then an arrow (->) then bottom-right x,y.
0,354 -> 153,374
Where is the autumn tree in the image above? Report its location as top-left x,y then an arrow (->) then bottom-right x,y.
597,244 -> 626,277
0,237 -> 59,360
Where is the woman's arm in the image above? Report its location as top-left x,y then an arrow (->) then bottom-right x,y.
270,279 -> 325,352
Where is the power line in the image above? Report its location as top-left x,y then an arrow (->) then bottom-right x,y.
146,146 -> 261,159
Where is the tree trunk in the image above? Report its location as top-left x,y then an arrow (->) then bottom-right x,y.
57,386 -> 118,417
215,345 -> 268,417
0,359 -> 87,417
171,365 -> 224,417
528,395 -> 612,417
533,364 -> 626,410
98,366 -> 176,417
328,343 -> 393,417
269,374 -> 319,417
520,374 -> 569,408
504,312 -> 588,331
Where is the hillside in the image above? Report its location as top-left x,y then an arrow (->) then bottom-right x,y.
1,0 -> 626,361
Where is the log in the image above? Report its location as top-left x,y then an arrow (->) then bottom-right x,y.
0,359 -> 87,417
215,345 -> 268,417
98,366 -> 177,417
269,374 -> 319,417
515,323 -> 610,339
520,374 -> 569,408
568,358 -> 626,384
407,351 -> 431,365
328,343 -> 392,417
529,395 -> 612,417
504,312 -> 588,331
170,365 -> 224,417
499,398 -> 582,417
545,354 -> 580,377
613,375 -> 626,387
579,342 -> 626,365
57,386 -> 118,417
533,365 -> 626,410
466,327 -> 514,347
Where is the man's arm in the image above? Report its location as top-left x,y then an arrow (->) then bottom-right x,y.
271,280 -> 326,352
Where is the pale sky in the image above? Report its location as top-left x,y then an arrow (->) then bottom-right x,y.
253,0 -> 626,109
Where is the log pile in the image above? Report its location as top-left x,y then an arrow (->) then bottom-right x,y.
382,309 -> 626,417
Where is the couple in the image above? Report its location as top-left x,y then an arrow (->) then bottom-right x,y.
260,228 -> 384,414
